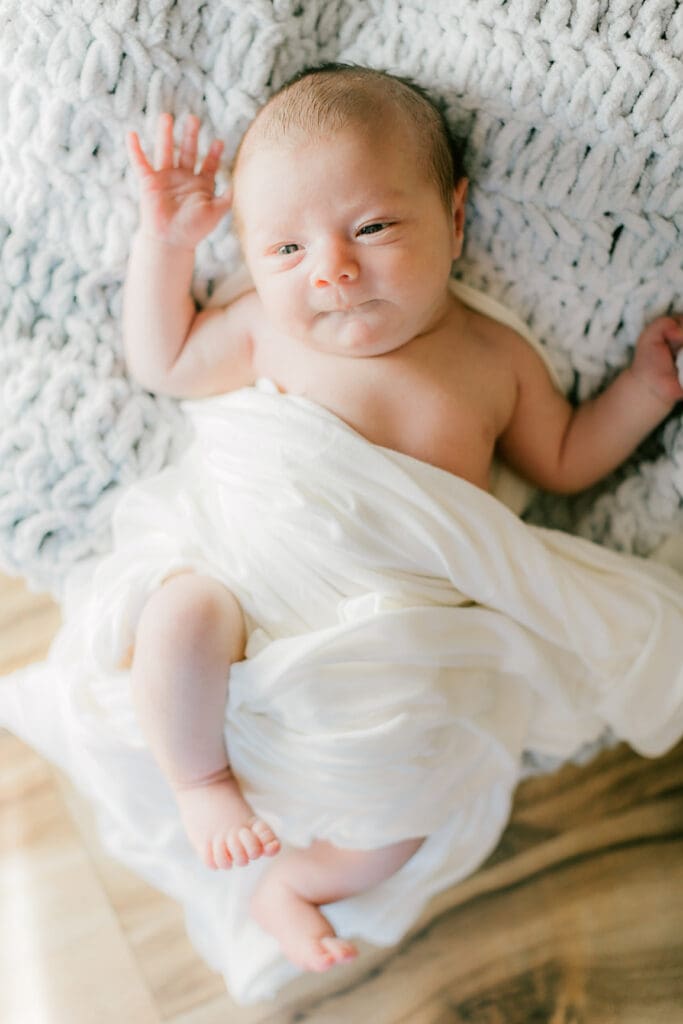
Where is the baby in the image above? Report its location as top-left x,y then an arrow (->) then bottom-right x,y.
123,64 -> 683,973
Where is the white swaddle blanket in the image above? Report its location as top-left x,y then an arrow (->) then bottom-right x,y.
2,286 -> 683,1003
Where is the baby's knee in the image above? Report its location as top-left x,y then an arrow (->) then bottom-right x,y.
136,571 -> 246,658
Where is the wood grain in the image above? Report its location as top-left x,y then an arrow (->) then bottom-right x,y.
1,572 -> 682,1023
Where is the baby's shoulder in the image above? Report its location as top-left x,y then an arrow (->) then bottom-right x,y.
465,307 -> 560,401
460,303 -> 531,367
458,295 -> 555,384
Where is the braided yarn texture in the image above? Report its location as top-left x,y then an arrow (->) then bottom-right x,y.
1,0 -> 682,594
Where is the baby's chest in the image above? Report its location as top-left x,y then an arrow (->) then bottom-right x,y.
305,361 -> 508,483
374,380 -> 500,482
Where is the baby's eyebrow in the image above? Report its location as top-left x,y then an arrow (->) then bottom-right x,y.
239,185 -> 416,247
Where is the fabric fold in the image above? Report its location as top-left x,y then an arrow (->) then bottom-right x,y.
2,336 -> 682,1002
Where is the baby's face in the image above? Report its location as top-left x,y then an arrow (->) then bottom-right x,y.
233,123 -> 464,357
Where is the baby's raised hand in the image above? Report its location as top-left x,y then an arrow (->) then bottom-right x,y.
630,315 -> 683,409
127,113 -> 232,250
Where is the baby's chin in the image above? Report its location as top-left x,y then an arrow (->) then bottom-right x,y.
309,305 -> 404,357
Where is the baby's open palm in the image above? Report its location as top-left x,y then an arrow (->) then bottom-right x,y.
127,113 -> 232,249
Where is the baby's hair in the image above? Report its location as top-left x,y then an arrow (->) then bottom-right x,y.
234,63 -> 466,212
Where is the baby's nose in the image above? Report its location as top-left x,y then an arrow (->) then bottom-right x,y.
311,241 -> 359,288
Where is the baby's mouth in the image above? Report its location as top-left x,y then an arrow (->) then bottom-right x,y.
319,299 -> 377,315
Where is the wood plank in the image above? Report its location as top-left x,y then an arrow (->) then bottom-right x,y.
234,743 -> 683,1024
0,575 -> 61,674
55,774 -> 228,1021
0,732 -> 160,1024
1,571 -> 682,1022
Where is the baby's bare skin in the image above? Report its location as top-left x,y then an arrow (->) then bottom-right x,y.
129,569 -> 281,871
122,106 -> 683,972
248,290 -> 517,491
126,115 -> 683,495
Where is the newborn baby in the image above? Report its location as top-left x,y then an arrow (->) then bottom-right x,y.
123,62 -> 683,972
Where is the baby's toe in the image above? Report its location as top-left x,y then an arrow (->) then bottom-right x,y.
319,936 -> 358,965
238,825 -> 264,861
304,936 -> 358,972
250,818 -> 280,856
209,835 -> 233,870
226,827 -> 250,867
215,820 -> 279,869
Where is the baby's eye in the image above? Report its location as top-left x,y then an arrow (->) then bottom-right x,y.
357,222 -> 389,236
276,242 -> 301,256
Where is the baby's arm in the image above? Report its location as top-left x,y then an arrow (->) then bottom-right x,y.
123,114 -> 257,397
497,316 -> 683,494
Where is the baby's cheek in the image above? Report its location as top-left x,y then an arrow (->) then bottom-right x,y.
268,286 -> 300,322
282,282 -> 309,318
257,278 -> 293,314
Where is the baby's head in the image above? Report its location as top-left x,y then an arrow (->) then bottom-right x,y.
233,63 -> 466,217
232,64 -> 469,357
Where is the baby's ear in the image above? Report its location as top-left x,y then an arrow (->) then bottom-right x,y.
451,178 -> 469,259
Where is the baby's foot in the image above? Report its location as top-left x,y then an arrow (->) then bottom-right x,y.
251,872 -> 358,972
174,769 -> 280,870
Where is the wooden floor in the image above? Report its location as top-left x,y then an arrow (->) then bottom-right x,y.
1,572 -> 682,1023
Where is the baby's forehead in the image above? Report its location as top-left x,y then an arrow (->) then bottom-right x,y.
230,125 -> 412,240
232,122 -> 421,219
234,107 -> 417,181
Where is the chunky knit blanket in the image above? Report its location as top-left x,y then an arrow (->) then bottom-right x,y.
1,0 -> 682,594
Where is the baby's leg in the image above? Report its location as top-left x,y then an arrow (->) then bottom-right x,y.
130,571 -> 279,869
251,836 -> 424,972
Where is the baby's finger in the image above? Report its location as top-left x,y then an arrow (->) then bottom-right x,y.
154,112 -> 175,170
126,131 -> 154,178
200,138 -> 224,178
668,314 -> 683,337
179,115 -> 200,171
662,316 -> 683,352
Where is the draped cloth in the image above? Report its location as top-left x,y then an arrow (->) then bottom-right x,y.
2,288 -> 682,1002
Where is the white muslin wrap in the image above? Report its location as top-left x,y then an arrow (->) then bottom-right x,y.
2,286 -> 683,1003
